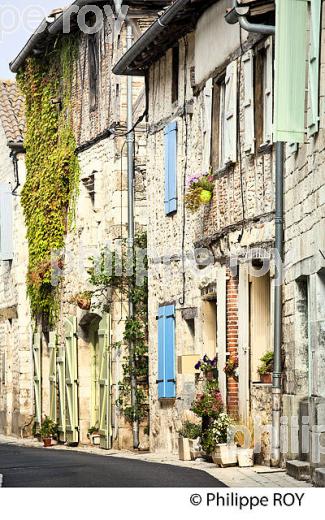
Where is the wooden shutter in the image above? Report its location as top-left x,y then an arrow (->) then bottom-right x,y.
57,344 -> 66,442
274,0 -> 308,143
32,332 -> 42,426
98,313 -> 112,450
264,37 -> 273,144
157,305 -> 176,399
49,332 -> 57,423
164,122 -> 177,215
224,60 -> 237,164
203,78 -> 213,170
307,0 -> 322,137
243,50 -> 255,154
64,317 -> 79,444
0,183 -> 13,261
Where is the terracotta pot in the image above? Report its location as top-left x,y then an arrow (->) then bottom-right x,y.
212,444 -> 237,467
200,189 -> 212,204
43,437 -> 52,448
260,373 -> 272,384
77,297 -> 91,310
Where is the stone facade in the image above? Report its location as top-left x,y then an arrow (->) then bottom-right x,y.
143,6 -> 276,455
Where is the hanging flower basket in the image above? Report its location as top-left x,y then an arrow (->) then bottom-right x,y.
185,172 -> 214,212
224,356 -> 239,381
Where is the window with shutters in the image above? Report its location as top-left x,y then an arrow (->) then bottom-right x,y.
171,45 -> 179,105
164,122 -> 178,215
88,33 -> 99,111
254,38 -> 273,150
157,304 -> 176,399
0,182 -> 13,261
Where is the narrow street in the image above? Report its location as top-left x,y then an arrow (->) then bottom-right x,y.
0,443 -> 226,488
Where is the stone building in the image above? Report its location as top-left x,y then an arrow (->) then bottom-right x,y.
8,0 -> 169,449
114,0 -> 277,459
0,80 -> 32,436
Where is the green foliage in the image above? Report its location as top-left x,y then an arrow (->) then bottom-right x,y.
178,421 -> 202,439
191,380 -> 224,418
201,413 -> 233,454
257,351 -> 274,375
39,416 -> 58,438
17,36 -> 80,322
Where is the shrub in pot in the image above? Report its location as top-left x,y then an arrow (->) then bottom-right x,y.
258,351 -> 274,384
178,421 -> 202,461
204,413 -> 237,467
39,416 -> 58,448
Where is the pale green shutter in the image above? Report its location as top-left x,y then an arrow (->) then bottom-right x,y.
64,317 -> 79,444
224,60 -> 237,164
49,332 -> 57,423
274,0 -> 308,143
32,332 -> 42,426
57,344 -> 66,442
264,37 -> 273,144
98,313 -> 112,450
307,0 -> 322,137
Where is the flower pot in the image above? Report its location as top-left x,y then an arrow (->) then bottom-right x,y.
43,437 -> 52,448
212,444 -> 237,467
260,373 -> 272,384
205,370 -> 214,381
91,434 -> 101,446
77,297 -> 91,311
237,447 -> 254,467
200,189 -> 212,204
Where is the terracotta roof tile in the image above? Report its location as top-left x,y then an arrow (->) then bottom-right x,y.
0,80 -> 25,145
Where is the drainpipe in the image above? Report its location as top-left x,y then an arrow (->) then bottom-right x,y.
126,22 -> 139,450
225,4 -> 282,467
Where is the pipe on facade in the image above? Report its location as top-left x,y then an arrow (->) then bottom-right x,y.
225,2 -> 282,467
126,23 -> 140,450
226,0 -> 275,36
113,0 -> 190,75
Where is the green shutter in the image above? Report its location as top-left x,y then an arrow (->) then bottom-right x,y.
307,0 -> 322,137
49,332 -> 57,423
57,344 -> 66,442
64,317 -> 79,444
32,332 -> 42,426
274,0 -> 308,143
98,314 -> 112,450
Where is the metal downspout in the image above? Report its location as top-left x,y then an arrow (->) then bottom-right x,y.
228,0 -> 275,35
225,4 -> 282,467
126,23 -> 139,449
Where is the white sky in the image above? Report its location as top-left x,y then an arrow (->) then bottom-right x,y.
0,1 -> 63,78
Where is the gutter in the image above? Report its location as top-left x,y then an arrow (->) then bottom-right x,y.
113,0 -> 190,75
225,0 -> 275,35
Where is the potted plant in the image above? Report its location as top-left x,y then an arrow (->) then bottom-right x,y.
88,425 -> 100,445
224,355 -> 239,381
234,422 -> 255,467
185,172 -> 214,212
209,413 -> 237,467
70,291 -> 93,310
195,354 -> 218,381
178,421 -> 202,461
258,351 -> 274,384
39,416 -> 58,448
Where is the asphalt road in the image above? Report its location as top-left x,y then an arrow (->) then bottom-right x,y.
0,443 -> 226,487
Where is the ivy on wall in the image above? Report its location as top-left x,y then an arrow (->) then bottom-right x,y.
17,37 -> 80,321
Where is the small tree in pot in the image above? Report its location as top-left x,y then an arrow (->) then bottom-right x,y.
258,351 -> 274,384
39,416 -> 58,447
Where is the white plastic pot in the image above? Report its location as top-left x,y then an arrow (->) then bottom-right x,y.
212,444 -> 237,467
237,447 -> 254,467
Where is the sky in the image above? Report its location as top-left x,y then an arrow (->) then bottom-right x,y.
0,1 -> 62,78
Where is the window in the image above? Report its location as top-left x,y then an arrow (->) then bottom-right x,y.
171,44 -> 179,104
157,304 -> 176,399
211,60 -> 237,169
164,121 -> 177,215
88,33 -> 99,111
0,182 -> 13,261
254,37 -> 273,149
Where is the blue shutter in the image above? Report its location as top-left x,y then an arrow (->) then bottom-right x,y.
0,182 -> 13,261
164,122 -> 177,215
157,306 -> 166,399
157,304 -> 176,398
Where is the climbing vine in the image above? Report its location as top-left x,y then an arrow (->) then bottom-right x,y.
88,232 -> 149,424
17,36 -> 80,321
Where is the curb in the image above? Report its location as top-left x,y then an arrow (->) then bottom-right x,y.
0,474 -> 3,487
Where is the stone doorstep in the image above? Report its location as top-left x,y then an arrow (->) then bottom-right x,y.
314,468 -> 325,487
286,460 -> 311,482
